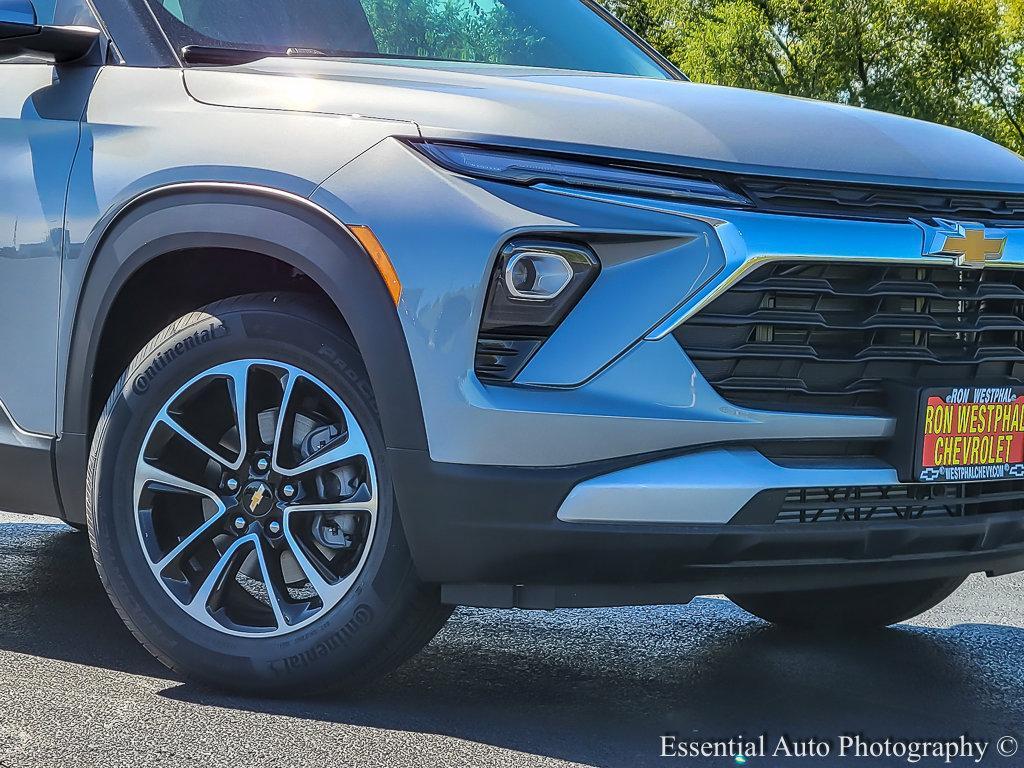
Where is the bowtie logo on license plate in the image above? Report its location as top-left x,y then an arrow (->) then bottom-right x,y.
913,219 -> 1007,269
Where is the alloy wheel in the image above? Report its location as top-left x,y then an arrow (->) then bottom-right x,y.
133,359 -> 378,637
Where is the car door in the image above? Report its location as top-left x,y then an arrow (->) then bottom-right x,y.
0,1 -> 95,438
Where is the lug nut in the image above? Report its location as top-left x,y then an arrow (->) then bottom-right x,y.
255,457 -> 269,472
233,516 -> 246,531
268,521 -> 282,535
282,484 -> 296,498
225,478 -> 239,492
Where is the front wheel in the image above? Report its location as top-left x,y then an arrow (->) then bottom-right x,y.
728,576 -> 966,631
88,293 -> 450,694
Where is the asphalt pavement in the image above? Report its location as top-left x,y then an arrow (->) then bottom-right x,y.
1,511 -> 1023,768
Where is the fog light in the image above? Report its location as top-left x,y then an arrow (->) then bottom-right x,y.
476,239 -> 600,383
505,251 -> 574,301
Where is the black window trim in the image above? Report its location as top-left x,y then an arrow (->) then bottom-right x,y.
90,0 -> 179,67
579,0 -> 685,81
80,0 -> 123,63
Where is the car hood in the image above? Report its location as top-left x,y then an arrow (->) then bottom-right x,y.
185,59 -> 1024,191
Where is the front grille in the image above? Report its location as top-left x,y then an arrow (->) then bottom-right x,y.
674,261 -> 1024,412
775,482 -> 1024,523
737,176 -> 1024,226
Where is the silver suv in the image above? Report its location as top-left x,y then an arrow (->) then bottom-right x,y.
5,0 -> 1024,694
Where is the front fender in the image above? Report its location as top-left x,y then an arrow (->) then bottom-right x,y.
57,185 -> 427,521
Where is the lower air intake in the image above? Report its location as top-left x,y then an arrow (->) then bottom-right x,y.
774,482 -> 1024,524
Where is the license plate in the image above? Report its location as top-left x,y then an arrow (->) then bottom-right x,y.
916,386 -> 1024,482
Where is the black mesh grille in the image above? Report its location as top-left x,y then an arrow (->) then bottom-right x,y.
775,482 -> 1024,523
674,261 -> 1024,412
738,177 -> 1024,226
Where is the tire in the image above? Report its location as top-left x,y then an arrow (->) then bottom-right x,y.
728,576 -> 966,631
88,292 -> 451,695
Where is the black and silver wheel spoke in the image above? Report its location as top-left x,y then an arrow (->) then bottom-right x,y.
134,461 -> 224,508
227,360 -> 251,464
134,359 -> 378,638
269,372 -> 374,477
156,414 -> 235,469
282,493 -> 377,603
250,537 -> 290,630
134,460 -> 228,595
189,535 -> 256,619
154,508 -> 227,575
277,432 -> 372,478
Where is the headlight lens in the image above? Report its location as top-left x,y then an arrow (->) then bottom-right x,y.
410,141 -> 751,207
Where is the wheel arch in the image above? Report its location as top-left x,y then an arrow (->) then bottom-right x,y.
57,184 -> 427,523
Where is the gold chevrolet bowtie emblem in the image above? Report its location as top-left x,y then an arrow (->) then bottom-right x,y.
248,485 -> 266,513
941,226 -> 1006,266
915,219 -> 1007,269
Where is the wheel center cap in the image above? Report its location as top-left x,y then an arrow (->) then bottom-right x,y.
241,481 -> 274,517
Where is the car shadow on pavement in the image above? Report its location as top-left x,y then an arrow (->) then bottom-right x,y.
159,607 -> 1024,767
0,519 -> 173,680
4,518 -> 1023,768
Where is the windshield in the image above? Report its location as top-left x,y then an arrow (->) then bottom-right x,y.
145,0 -> 670,78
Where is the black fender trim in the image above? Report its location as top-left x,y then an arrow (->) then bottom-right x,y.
58,185 -> 426,523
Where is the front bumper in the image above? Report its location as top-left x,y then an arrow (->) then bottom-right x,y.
317,139 -> 1024,602
391,448 -> 1024,608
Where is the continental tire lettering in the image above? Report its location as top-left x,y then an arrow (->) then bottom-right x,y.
269,604 -> 375,675
317,345 -> 376,411
132,323 -> 229,395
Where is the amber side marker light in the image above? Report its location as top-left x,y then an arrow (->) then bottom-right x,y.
349,225 -> 402,305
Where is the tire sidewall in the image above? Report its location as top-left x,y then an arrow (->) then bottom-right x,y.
89,296 -> 414,691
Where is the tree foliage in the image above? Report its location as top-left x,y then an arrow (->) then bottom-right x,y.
363,0 -> 542,64
603,0 -> 1024,153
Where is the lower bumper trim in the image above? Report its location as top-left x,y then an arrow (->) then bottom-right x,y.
441,546 -> 1024,609
556,447 -> 898,525
391,448 -> 1024,604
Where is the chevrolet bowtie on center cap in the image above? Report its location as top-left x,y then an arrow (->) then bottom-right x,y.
4,0 -> 1024,695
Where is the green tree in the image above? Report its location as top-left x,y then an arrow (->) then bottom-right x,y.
363,0 -> 542,64
604,0 -> 1024,153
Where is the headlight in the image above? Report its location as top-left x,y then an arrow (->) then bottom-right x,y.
408,141 -> 751,207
